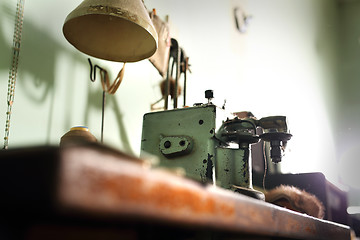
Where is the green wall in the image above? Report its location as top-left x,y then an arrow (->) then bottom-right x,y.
336,1 -> 360,206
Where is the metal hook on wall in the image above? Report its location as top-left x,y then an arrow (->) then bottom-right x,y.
87,58 -> 126,143
234,7 -> 252,33
88,58 -> 106,83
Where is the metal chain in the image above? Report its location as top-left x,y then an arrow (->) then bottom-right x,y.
3,0 -> 25,149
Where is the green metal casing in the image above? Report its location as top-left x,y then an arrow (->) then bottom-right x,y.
141,105 -> 219,183
215,147 -> 251,189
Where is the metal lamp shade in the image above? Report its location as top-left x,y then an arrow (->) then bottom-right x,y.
63,0 -> 158,62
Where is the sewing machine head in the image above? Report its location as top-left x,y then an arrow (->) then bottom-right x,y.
141,90 -> 291,199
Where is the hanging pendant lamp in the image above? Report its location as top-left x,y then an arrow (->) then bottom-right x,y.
63,0 -> 158,62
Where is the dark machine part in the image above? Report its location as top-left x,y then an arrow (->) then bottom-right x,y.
218,115 -> 292,163
205,89 -> 214,104
264,172 -> 350,227
164,38 -> 178,109
258,117 -> 292,164
219,118 -> 259,145
260,132 -> 292,163
270,140 -> 282,163
258,116 -> 288,132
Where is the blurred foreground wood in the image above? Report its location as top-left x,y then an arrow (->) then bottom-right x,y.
0,144 -> 351,240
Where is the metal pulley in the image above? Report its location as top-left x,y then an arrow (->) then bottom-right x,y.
219,118 -> 259,146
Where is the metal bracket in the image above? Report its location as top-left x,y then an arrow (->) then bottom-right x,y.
159,136 -> 194,158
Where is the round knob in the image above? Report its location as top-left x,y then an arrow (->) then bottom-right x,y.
205,90 -> 214,100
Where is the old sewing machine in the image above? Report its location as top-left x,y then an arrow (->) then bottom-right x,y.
141,90 -> 292,200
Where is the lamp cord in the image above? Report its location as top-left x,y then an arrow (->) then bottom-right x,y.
3,0 -> 25,149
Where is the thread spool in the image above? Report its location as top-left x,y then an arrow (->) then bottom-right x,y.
60,126 -> 97,147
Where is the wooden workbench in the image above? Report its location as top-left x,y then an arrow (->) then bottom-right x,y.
0,144 -> 352,240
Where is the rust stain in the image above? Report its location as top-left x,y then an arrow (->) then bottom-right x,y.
78,167 -> 235,219
304,224 -> 316,234
58,154 -> 350,240
58,150 -> 351,240
285,218 -> 301,232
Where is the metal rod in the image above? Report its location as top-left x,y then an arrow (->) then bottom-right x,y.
164,56 -> 171,110
173,46 -> 180,109
101,90 -> 105,143
183,57 -> 188,107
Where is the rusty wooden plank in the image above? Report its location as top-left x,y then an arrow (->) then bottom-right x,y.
58,145 -> 351,240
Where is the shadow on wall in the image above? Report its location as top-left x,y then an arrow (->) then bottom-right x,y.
0,2 -> 132,151
84,85 -> 133,153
